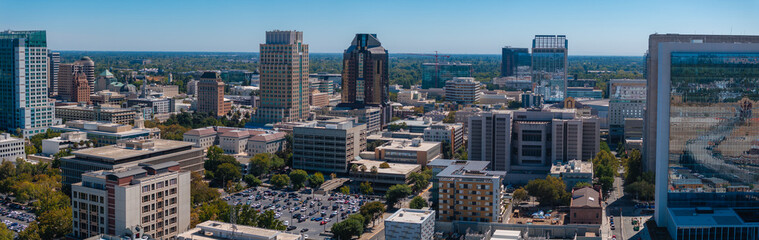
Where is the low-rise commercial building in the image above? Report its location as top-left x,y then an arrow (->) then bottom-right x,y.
71,162 -> 190,239
550,160 -> 593,190
49,120 -> 160,147
126,98 -> 172,115
445,77 -> 482,104
384,208 -> 435,240
569,187 -> 602,225
182,126 -> 286,156
56,104 -> 137,125
429,159 -> 506,222
375,138 -> 441,166
567,87 -> 603,100
61,139 -> 204,186
293,117 -> 366,174
41,131 -> 89,155
323,106 -> 382,134
349,159 -> 421,192
424,123 -> 464,154
177,221 -> 302,240
0,133 -> 24,162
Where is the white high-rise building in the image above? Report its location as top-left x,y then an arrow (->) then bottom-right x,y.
384,208 -> 435,240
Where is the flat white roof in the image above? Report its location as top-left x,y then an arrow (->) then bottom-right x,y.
385,208 -> 434,224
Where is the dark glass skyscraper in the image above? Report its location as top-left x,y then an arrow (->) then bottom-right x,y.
501,47 -> 530,77
339,34 -> 390,126
531,35 -> 567,103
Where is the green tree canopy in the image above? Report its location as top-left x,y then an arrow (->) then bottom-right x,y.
409,196 -> 428,209
385,184 -> 412,208
524,176 -> 569,206
270,174 -> 290,189
289,169 -> 308,190
243,174 -> 262,187
307,172 -> 325,188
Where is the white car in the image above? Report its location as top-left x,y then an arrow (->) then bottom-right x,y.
284,221 -> 289,226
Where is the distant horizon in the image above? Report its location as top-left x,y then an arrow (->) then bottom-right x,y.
54,50 -> 645,57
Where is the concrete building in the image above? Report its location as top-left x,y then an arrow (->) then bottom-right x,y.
384,208 -> 435,240
421,62 -> 472,89
182,126 -> 286,156
0,133 -> 25,162
0,30 -> 56,136
531,35 -> 568,103
647,34 -> 759,240
50,120 -> 160,147
340,33 -> 391,127
569,187 -> 602,225
254,30 -> 310,124
71,162 -> 190,239
349,159 -> 421,192
59,57 -> 96,101
374,138 -> 441,166
397,90 -> 433,107
94,70 -> 117,92
492,77 -> 532,91
309,77 -> 333,96
566,87 -> 602,99
55,105 -> 137,125
126,98 -> 172,115
324,106 -> 382,134
197,71 -> 231,117
549,160 -> 593,191
388,117 -> 437,133
144,84 -> 179,98
429,159 -> 506,222
41,131 -> 88,155
293,117 -> 366,174
423,123 -> 464,155
445,77 -> 482,104
60,139 -> 203,186
48,50 -> 60,97
608,79 -> 646,144
186,80 -> 198,96
246,132 -> 287,156
520,92 -> 543,109
309,90 -> 329,107
177,221 -> 302,240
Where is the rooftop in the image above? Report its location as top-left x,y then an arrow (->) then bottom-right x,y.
72,139 -> 194,162
571,187 -> 601,208
551,160 -> 593,174
385,208 -> 434,224
177,221 -> 302,240
351,159 -> 420,175
669,208 -> 759,227
430,159 -> 506,180
377,139 -> 440,152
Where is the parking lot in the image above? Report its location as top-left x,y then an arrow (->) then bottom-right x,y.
0,201 -> 36,233
225,187 -> 379,240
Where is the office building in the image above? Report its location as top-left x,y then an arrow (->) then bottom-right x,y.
569,187 -> 602,225
520,92 -> 543,108
126,98 -> 172,115
50,120 -> 160,147
0,30 -> 56,136
197,71 -> 231,117
94,70 -> 118,92
144,84 -> 179,98
309,90 -> 329,107
182,126 -> 285,156
71,162 -> 190,239
549,160 -> 593,191
186,80 -> 198,96
468,111 -> 513,171
72,70 -> 91,104
423,123 -> 464,155
566,87 -> 603,99
608,79 -> 646,143
293,117 -> 365,174
501,47 -> 530,77
531,35 -> 568,103
48,50 -> 60,97
56,105 -> 137,124
421,62 -> 472,89
254,30 -> 310,124
384,208 -> 435,240
429,159 -> 505,222
649,34 -> 759,240
41,131 -> 88,155
350,159 -> 421,192
340,34 -> 390,126
374,138 -> 441,166
492,76 -> 532,91
177,221 -> 302,240
444,77 -> 482,104
61,139 -> 203,186
59,57 -> 96,101
0,133 -> 25,162
310,77 -> 333,96
324,106 -> 382,134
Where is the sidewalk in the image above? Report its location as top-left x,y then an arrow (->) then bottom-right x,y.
358,212 -> 391,240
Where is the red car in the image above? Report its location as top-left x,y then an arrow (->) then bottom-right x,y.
320,221 -> 327,225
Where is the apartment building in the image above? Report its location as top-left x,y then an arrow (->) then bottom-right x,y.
429,159 -> 506,222
293,117 -> 366,174
384,209 -> 435,240
71,162 -> 190,239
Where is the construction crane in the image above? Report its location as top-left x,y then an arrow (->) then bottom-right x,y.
404,51 -> 452,88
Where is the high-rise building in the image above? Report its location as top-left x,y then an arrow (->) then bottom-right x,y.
254,30 -> 310,124
71,70 -> 91,104
340,34 -> 391,126
649,34 -> 759,239
71,162 -> 190,239
292,117 -> 365,174
47,50 -> 60,97
59,56 -> 96,101
531,35 -> 568,103
429,159 -> 505,222
0,30 -> 56,136
197,71 -> 231,117
501,47 -> 530,77
444,77 -> 482,104
78,56 -> 95,94
608,79 -> 646,144
384,209 -> 435,240
421,62 -> 472,89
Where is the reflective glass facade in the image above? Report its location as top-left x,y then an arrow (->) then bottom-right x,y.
532,35 -> 567,102
421,62 -> 472,89
667,52 -> 759,208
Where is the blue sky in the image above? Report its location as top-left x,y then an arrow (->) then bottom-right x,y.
2,0 -> 757,55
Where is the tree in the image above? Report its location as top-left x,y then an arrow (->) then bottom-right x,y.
340,186 -> 350,194
409,196 -> 428,209
191,172 -> 220,205
359,164 -> 367,172
599,176 -> 615,193
330,173 -> 337,179
331,216 -> 364,240
379,162 -> 390,168
243,174 -> 262,187
385,184 -> 412,208
289,169 -> 308,190
24,144 -> 37,155
359,181 -> 373,195
350,164 -> 359,172
307,172 -> 325,188
0,222 -> 13,240
600,141 -> 611,152
249,153 -> 272,176
359,201 -> 386,226
215,162 -> 242,188
443,111 -> 456,123
524,176 -> 569,206
623,149 -> 643,185
270,174 -> 290,189
624,179 -> 655,201
409,172 -> 430,192
512,188 -> 528,204
574,182 -> 593,189
370,166 -> 378,173
206,145 -> 224,161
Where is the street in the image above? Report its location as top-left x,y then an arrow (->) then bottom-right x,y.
603,174 -> 652,240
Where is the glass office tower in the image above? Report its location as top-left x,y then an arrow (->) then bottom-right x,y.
654,36 -> 759,240
531,35 -> 567,103
421,62 -> 472,89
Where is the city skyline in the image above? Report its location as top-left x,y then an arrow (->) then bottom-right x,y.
1,0 -> 757,55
